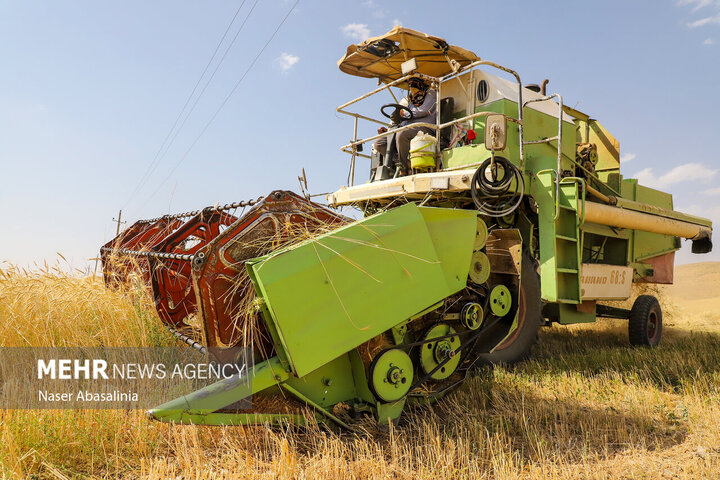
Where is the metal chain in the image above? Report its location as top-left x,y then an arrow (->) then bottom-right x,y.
135,196 -> 263,225
165,325 -> 208,355
100,246 -> 196,262
103,197 -> 263,263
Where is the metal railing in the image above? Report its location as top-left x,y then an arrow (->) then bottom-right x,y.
336,60 -> 527,186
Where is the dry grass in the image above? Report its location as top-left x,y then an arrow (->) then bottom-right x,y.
220,217 -> 348,359
1,263 -> 719,479
0,264 -> 172,348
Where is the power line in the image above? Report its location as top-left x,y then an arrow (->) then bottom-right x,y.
150,0 -> 261,178
121,0 -> 249,209
139,0 -> 301,208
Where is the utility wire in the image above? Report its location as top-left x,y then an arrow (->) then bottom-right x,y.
150,0 -> 260,180
121,1 -> 249,209
139,0 -> 300,208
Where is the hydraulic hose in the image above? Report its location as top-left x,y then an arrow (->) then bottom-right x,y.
471,157 -> 525,217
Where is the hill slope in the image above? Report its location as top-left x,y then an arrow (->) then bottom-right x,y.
662,261 -> 720,331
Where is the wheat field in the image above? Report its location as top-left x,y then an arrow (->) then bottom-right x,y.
0,262 -> 719,479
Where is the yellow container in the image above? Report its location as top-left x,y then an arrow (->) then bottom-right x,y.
409,132 -> 437,169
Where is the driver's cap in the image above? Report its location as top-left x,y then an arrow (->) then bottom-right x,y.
407,76 -> 427,89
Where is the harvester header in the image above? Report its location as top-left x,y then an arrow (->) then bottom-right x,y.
102,27 -> 712,428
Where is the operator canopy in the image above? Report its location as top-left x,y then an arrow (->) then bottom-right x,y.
338,26 -> 479,83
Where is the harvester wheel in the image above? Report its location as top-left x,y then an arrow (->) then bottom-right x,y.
477,249 -> 542,365
628,295 -> 662,347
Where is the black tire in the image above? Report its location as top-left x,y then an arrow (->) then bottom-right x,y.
477,249 -> 542,365
628,295 -> 662,347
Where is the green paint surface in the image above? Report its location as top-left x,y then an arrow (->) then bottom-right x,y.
248,203 -> 477,377
442,99 -> 575,171
621,179 -> 683,264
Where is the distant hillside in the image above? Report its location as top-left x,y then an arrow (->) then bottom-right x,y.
661,261 -> 720,330
668,261 -> 720,301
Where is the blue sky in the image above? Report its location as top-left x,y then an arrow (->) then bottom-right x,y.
1,0 -> 719,270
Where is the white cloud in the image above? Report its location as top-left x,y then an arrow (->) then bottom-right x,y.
676,203 -> 703,216
341,23 -> 371,41
277,52 -> 299,71
677,0 -> 715,12
701,187 -> 720,195
620,153 -> 636,163
632,162 -> 717,189
362,1 -> 387,19
704,37 -> 716,44
392,19 -> 403,27
678,1 -> 720,30
676,204 -> 720,220
688,13 -> 720,27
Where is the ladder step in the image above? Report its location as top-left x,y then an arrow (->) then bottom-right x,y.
557,268 -> 579,274
558,204 -> 575,211
557,298 -> 580,304
556,234 -> 577,242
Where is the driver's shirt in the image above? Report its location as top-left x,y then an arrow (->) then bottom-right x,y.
400,89 -> 437,127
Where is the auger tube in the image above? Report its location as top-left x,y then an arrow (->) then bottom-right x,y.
580,201 -> 711,241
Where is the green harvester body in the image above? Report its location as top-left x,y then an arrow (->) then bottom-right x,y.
148,27 -> 713,427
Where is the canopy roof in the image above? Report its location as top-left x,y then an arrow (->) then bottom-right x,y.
338,26 -> 479,84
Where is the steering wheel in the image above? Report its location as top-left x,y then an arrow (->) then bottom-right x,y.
380,103 -> 414,122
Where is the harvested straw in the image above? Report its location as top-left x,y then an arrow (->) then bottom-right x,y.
222,216 -> 350,363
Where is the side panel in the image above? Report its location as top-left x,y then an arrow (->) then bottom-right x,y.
622,179 -> 681,268
417,207 -> 478,293
580,264 -> 633,300
248,203 -> 476,377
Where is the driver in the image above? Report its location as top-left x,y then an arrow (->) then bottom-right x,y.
373,76 -> 437,174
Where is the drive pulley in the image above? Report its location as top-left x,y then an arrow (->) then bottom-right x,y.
489,284 -> 512,316
461,302 -> 484,330
468,251 -> 491,285
420,324 -> 461,380
369,349 -> 414,402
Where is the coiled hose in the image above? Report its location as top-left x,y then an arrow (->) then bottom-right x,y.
470,157 -> 525,217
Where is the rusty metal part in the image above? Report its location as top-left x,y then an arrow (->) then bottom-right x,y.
100,217 -> 185,286
101,191 -> 349,357
636,251 -> 675,285
485,229 -> 522,276
100,196 -> 260,329
148,209 -> 240,328
540,79 -> 549,95
576,143 -> 598,176
192,190 -> 349,350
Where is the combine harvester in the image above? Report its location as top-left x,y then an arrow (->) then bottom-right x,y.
102,27 -> 713,427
